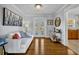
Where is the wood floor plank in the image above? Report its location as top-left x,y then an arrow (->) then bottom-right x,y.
26,37 -> 77,55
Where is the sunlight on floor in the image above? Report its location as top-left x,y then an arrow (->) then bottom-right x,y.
35,38 -> 45,54
40,39 -> 44,54
68,40 -> 79,54
68,49 -> 75,55
26,38 -> 76,55
35,39 -> 39,54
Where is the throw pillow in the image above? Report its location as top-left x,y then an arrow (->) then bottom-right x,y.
12,33 -> 21,39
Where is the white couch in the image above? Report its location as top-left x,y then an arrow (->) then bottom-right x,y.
4,36 -> 33,53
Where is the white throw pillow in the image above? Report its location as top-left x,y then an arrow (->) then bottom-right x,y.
8,33 -> 15,39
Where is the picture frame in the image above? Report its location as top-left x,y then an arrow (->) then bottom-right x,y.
55,17 -> 61,27
47,20 -> 53,25
3,8 -> 22,26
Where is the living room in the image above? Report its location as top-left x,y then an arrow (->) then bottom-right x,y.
0,4 -> 79,55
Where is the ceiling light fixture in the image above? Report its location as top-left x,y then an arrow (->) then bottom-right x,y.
35,4 -> 43,10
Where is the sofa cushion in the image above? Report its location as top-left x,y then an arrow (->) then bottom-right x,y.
8,33 -> 15,39
19,31 -> 31,38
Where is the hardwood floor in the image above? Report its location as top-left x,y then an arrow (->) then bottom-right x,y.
26,37 -> 77,55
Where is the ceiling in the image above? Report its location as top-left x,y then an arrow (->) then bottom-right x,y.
14,4 -> 65,15
68,6 -> 79,15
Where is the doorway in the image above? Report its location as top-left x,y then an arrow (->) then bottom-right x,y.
67,7 -> 79,54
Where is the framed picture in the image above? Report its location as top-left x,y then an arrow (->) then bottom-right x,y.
47,20 -> 53,25
3,8 -> 22,26
55,17 -> 61,27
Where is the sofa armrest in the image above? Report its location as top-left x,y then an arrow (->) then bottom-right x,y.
5,39 -> 22,52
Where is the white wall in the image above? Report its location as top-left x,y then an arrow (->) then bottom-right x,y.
23,15 -> 55,37
0,4 -> 55,37
54,5 -> 79,46
0,5 -> 23,36
54,12 -> 67,46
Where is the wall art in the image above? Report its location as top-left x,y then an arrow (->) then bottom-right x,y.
3,8 -> 22,26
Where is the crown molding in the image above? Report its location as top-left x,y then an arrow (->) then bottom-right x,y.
1,4 -> 24,17
55,4 -> 79,15
55,4 -> 70,14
